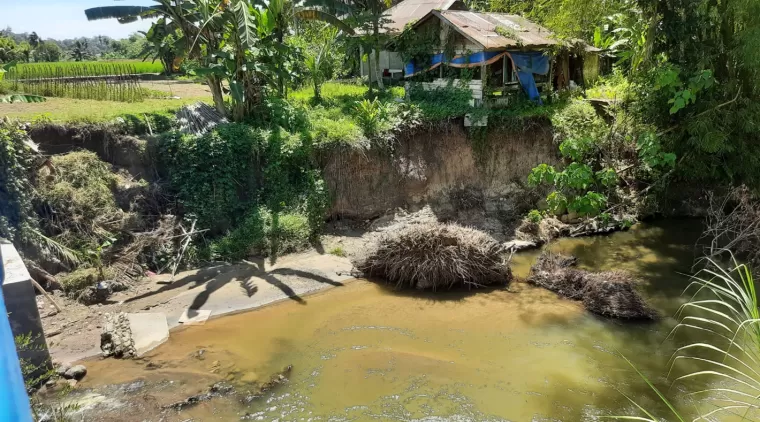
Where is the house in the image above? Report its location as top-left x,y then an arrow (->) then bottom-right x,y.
402,10 -> 601,102
364,0 -> 601,102
359,0 -> 468,82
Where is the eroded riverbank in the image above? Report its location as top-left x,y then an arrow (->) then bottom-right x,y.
42,219 -> 716,421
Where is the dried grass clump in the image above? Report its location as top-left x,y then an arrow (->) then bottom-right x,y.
528,252 -> 656,320
582,272 -> 658,319
355,222 -> 512,290
37,151 -> 128,240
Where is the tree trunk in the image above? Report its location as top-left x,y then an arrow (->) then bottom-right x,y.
314,81 -> 321,103
206,75 -> 227,118
373,20 -> 384,91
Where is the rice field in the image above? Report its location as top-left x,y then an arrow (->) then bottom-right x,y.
7,62 -> 154,102
12,60 -> 164,76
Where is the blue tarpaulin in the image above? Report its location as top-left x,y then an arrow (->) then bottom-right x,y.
509,51 -> 550,103
0,246 -> 33,422
404,50 -> 550,102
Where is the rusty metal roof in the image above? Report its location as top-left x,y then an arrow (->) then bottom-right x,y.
381,0 -> 465,34
436,10 -> 560,49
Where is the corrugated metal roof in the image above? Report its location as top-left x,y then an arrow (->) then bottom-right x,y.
437,10 -> 559,49
381,0 -> 463,33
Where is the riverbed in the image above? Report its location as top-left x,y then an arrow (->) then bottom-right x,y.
73,219 -> 714,421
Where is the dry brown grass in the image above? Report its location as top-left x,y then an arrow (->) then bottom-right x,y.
354,222 -> 512,290
528,251 -> 657,319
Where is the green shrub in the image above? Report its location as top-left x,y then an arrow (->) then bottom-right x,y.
329,246 -> 346,257
407,84 -> 473,121
307,106 -> 363,144
527,209 -> 543,224
212,208 -> 266,261
550,99 -> 606,142
352,98 -> 391,137
159,124 -> 263,233
212,208 -> 313,260
60,267 -> 113,298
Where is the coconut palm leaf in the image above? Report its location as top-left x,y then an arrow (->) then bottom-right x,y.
84,6 -> 156,22
294,9 -> 355,35
29,229 -> 81,265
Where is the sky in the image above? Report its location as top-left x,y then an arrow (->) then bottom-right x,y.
0,0 -> 155,40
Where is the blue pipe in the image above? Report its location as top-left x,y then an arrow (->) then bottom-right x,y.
0,245 -> 33,422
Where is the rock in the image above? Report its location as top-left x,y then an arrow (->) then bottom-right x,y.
101,313 -> 136,358
64,365 -> 87,380
67,379 -> 78,388
56,364 -> 71,377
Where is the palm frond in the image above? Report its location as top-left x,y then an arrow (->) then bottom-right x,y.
294,9 -> 355,35
29,229 -> 81,265
84,6 -> 156,22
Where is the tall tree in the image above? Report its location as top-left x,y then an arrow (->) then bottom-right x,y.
70,40 -> 90,61
27,32 -> 40,50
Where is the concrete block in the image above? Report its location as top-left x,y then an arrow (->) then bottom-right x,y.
126,313 -> 169,356
1,241 -> 52,377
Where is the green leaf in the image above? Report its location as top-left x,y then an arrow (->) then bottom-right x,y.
230,80 -> 244,103
233,0 -> 258,51
0,94 -> 47,104
84,6 -> 155,22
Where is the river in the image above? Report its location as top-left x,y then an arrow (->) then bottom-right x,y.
76,219 -> 722,421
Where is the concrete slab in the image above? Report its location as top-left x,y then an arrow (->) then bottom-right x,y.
1,241 -> 51,375
178,309 -> 211,325
125,313 -> 169,356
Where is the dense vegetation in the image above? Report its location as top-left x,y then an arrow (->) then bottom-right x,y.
2,0 -> 760,418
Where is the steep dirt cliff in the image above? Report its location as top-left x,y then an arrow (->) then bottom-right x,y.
320,121 -> 557,231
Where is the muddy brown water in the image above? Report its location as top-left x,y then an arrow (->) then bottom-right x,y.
75,219 -> 728,421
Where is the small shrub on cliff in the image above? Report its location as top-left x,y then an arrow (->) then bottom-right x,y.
355,222 -> 512,290
212,207 -> 312,260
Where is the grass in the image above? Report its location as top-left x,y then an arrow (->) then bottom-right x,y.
13,60 -> 164,76
328,246 -> 346,257
0,96 -> 206,123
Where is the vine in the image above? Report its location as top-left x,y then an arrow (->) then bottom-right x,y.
0,120 -> 38,246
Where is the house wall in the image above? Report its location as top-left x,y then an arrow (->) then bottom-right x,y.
361,50 -> 405,82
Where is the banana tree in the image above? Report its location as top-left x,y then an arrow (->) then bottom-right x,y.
85,0 -> 229,116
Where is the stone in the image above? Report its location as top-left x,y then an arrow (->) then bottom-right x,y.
64,365 -> 87,380
56,364 -> 71,377
101,313 -> 136,358
67,379 -> 78,388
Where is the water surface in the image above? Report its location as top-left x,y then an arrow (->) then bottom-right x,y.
82,220 -> 718,421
